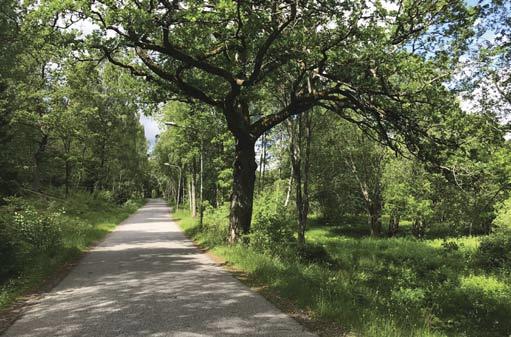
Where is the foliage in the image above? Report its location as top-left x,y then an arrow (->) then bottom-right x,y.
33,0 -> 487,240
0,193 -> 143,308
0,216 -> 18,282
179,209 -> 511,337
1,1 -> 511,337
0,21 -> 151,199
12,206 -> 64,254
476,230 -> 511,270
493,196 -> 511,230
201,204 -> 230,247
438,274 -> 511,335
249,191 -> 294,255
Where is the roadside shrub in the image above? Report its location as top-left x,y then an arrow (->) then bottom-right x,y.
124,198 -> 142,212
202,204 -> 229,245
249,192 -> 294,255
389,286 -> 427,319
297,243 -> 336,267
437,275 -> 511,336
0,215 -> 18,282
93,190 -> 114,203
13,206 -> 63,255
493,197 -> 511,230
476,230 -> 511,269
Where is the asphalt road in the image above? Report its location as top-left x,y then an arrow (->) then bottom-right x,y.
3,199 -> 316,337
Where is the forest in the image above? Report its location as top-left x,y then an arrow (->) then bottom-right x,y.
1,1 -> 511,337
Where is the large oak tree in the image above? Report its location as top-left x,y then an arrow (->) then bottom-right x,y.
38,0 -> 477,242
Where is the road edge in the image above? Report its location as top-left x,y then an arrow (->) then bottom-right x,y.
168,208 -> 347,337
0,200 -> 148,336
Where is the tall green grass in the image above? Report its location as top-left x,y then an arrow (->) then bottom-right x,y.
0,192 -> 144,309
175,208 -> 511,337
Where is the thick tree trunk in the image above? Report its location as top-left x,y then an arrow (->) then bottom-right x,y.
229,139 -> 257,243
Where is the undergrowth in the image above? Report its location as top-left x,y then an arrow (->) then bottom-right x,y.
0,191 -> 144,309
174,202 -> 511,337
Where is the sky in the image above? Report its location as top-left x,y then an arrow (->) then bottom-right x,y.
139,114 -> 160,152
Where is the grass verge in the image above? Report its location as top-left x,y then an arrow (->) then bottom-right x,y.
173,208 -> 511,337
0,193 -> 144,311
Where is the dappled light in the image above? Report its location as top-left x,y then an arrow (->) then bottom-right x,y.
3,200 -> 314,337
1,1 -> 510,337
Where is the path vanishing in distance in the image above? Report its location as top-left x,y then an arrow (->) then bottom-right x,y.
3,199 -> 315,337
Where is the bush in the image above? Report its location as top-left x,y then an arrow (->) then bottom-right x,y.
476,230 -> 511,269
202,204 -> 229,245
13,206 -> 63,255
437,275 -> 511,336
0,216 -> 18,282
493,197 -> 511,230
249,192 -> 294,255
124,198 -> 142,212
297,243 -> 337,267
0,199 -> 65,282
93,190 -> 114,203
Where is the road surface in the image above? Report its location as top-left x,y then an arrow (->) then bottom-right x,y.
3,199 -> 316,337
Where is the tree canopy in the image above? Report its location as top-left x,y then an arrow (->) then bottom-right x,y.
31,0 -> 488,241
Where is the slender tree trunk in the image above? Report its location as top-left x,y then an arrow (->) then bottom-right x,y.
190,171 -> 196,217
345,153 -> 384,237
62,137 -> 72,198
284,173 -> 292,207
229,138 -> 257,243
259,133 -> 267,192
301,113 -> 312,246
288,113 -> 312,248
188,175 -> 193,213
258,134 -> 264,192
65,160 -> 71,197
412,218 -> 425,238
388,211 -> 400,236
176,169 -> 181,210
370,182 -> 383,236
32,134 -> 48,192
368,204 -> 382,237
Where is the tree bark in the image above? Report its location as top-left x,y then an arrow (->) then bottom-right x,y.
288,113 -> 312,248
368,201 -> 382,237
258,133 -> 267,192
229,138 -> 257,243
371,180 -> 383,236
32,134 -> 48,192
187,175 -> 193,213
284,173 -> 293,207
65,160 -> 71,197
190,170 -> 197,217
344,146 -> 384,237
388,212 -> 400,236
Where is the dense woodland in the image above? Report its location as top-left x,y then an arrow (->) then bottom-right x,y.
1,1 -> 511,337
